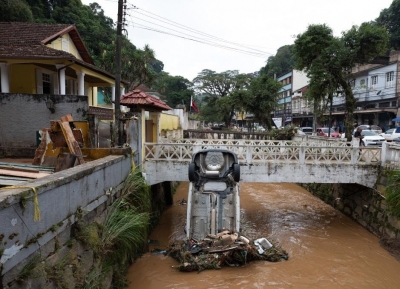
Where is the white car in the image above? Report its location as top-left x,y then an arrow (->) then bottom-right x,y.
296,129 -> 306,135
353,125 -> 383,135
354,130 -> 385,146
380,127 -> 400,142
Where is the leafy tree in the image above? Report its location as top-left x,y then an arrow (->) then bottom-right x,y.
193,70 -> 253,126
294,23 -> 389,139
0,0 -> 33,22
260,45 -> 296,78
152,72 -> 194,109
245,75 -> 282,129
376,0 -> 400,50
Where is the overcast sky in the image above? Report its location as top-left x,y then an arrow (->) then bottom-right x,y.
82,0 -> 394,81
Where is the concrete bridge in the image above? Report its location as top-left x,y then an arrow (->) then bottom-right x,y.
143,139 -> 400,187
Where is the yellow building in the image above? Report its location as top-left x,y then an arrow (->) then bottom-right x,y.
0,22 -> 125,119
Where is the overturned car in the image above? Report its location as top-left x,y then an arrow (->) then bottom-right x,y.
186,149 -> 241,240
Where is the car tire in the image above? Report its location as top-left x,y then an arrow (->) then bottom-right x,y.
233,163 -> 240,182
188,162 -> 197,182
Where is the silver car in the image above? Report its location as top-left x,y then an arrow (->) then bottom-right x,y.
187,149 -> 240,240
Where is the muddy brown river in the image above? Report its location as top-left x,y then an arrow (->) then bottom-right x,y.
126,182 -> 400,289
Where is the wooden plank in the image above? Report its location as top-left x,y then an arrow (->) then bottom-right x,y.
50,120 -> 62,131
0,162 -> 54,171
58,116 -> 85,165
0,169 -> 50,179
0,165 -> 39,173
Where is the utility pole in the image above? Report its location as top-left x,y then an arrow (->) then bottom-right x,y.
114,0 -> 124,146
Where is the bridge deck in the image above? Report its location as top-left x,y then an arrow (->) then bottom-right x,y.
142,140 -> 400,187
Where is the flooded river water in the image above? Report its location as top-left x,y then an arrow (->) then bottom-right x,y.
126,182 -> 400,289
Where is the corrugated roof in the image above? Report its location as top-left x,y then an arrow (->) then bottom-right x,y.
120,90 -> 172,111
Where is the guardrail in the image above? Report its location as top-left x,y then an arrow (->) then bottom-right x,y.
144,140 -> 382,165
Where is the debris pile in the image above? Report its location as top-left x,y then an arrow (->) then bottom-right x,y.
166,231 -> 288,272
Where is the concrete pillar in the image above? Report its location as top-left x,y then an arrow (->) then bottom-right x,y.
55,65 -> 66,95
140,108 -> 146,167
121,87 -> 126,112
112,85 -> 115,109
76,71 -> 85,95
0,62 -> 10,93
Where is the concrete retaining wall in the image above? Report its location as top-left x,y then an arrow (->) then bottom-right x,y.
303,183 -> 400,239
0,93 -> 88,157
0,155 -> 131,288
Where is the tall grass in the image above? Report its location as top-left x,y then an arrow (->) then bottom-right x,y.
386,170 -> 400,218
121,169 -> 151,213
76,169 -> 152,288
101,199 -> 149,263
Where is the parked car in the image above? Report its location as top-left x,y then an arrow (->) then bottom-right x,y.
354,125 -> 383,135
299,127 -> 313,135
296,129 -> 306,135
380,127 -> 400,142
256,126 -> 266,132
380,128 -> 396,141
354,130 -> 385,146
316,128 -> 341,138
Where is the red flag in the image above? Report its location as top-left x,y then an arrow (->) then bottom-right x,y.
191,97 -> 199,113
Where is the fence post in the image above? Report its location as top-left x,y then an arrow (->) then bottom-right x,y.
246,145 -> 252,165
299,145 -> 305,164
193,144 -> 201,154
381,142 -> 387,166
351,139 -> 359,164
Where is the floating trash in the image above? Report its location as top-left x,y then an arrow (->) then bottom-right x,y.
166,231 -> 288,272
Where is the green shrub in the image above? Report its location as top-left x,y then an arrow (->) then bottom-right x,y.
386,170 -> 400,218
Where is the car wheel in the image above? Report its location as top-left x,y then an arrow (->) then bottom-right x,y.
188,162 -> 197,182
233,163 -> 240,182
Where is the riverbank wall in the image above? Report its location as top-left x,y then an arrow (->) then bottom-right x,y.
0,154 -> 131,288
0,153 -> 174,288
302,183 -> 400,240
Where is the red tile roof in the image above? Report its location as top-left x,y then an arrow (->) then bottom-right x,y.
0,22 -> 93,64
120,90 -> 172,111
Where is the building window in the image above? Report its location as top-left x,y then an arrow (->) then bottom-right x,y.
386,71 -> 394,88
371,75 -> 378,88
42,73 -> 51,94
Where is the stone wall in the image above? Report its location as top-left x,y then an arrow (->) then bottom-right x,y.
303,183 -> 400,239
0,93 -> 88,157
0,154 -> 131,288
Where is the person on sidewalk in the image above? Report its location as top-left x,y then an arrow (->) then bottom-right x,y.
354,127 -> 364,145
354,127 -> 364,158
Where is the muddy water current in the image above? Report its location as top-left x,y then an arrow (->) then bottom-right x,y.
126,182 -> 400,289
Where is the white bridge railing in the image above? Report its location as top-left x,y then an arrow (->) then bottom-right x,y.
144,139 -> 391,166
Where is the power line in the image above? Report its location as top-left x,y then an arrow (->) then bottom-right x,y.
126,18 -> 271,57
128,3 -> 274,56
130,7 -> 273,55
128,22 -> 269,58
